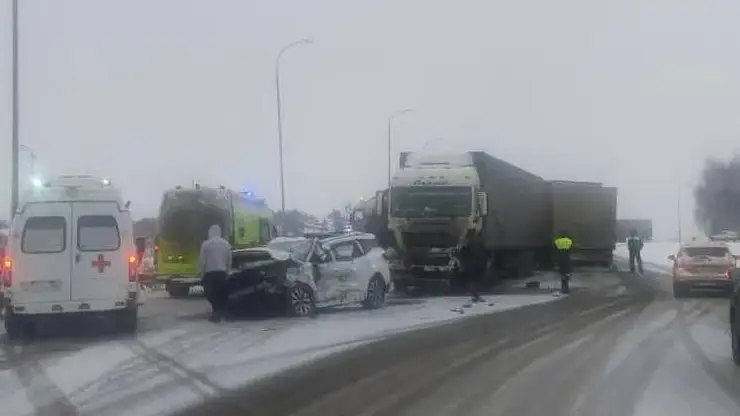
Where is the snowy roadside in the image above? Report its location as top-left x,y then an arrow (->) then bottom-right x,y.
0,293 -> 560,416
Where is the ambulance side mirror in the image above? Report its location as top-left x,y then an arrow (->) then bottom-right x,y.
124,201 -> 131,209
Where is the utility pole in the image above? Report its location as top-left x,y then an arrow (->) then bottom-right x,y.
11,0 -> 20,215
275,39 -> 312,215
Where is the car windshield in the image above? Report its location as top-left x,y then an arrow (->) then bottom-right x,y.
267,239 -> 313,260
683,247 -> 730,257
390,186 -> 472,218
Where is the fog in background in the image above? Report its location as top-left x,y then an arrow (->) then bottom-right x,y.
3,0 -> 740,240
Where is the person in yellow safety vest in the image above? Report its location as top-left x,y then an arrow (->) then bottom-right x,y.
554,231 -> 573,294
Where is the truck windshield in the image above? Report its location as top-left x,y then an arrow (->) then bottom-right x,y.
390,186 -> 472,218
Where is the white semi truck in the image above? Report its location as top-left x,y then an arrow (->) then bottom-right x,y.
356,151 -> 552,291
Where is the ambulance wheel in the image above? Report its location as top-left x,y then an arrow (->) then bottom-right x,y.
286,283 -> 315,317
117,307 -> 138,334
4,310 -> 28,341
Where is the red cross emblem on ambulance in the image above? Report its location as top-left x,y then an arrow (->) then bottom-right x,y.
91,254 -> 111,273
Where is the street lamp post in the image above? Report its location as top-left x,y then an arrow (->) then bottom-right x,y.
19,145 -> 37,178
275,38 -> 313,214
387,108 -> 413,189
11,0 -> 20,215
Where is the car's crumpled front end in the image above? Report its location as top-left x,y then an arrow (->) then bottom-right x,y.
226,248 -> 316,302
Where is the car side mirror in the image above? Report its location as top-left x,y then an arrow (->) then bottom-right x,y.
667,254 -> 676,262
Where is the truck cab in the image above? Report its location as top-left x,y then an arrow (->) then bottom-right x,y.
384,153 -> 488,286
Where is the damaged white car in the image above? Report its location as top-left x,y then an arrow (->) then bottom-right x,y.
226,232 -> 392,316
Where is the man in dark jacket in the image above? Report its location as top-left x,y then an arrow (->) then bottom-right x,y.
626,229 -> 644,274
554,231 -> 573,294
459,229 -> 487,303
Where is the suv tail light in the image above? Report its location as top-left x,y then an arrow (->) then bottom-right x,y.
2,257 -> 12,287
128,255 -> 138,282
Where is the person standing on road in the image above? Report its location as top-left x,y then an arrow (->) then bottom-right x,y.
626,229 -> 644,274
199,224 -> 232,322
459,229 -> 487,303
554,231 -> 573,294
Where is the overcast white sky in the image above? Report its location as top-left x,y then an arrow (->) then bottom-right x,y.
3,0 -> 740,239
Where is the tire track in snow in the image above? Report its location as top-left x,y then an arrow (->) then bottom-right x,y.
1,341 -> 78,415
576,296 -> 686,416
675,298 -> 740,411
126,340 -> 224,397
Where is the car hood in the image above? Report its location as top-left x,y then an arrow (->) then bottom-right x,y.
232,247 -> 304,271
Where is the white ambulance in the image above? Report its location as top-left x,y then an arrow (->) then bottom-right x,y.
1,175 -> 140,338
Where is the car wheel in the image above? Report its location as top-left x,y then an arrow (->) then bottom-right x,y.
363,275 -> 387,309
287,283 -> 315,317
117,307 -> 138,334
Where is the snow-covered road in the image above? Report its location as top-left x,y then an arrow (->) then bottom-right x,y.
3,242 -> 731,416
185,252 -> 740,416
0,291 -> 559,415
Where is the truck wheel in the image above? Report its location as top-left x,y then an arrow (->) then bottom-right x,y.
363,275 -> 386,309
286,283 -> 316,317
116,307 -> 138,334
167,285 -> 190,299
393,282 -> 410,295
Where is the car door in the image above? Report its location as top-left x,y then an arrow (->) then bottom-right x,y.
310,242 -> 341,303
312,241 -> 356,303
71,202 -> 128,301
358,237 -> 391,286
13,203 -> 73,303
327,240 -> 366,301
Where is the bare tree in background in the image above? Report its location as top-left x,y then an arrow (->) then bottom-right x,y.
694,155 -> 740,235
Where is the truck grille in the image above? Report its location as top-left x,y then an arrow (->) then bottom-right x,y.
402,232 -> 457,248
406,252 -> 451,266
